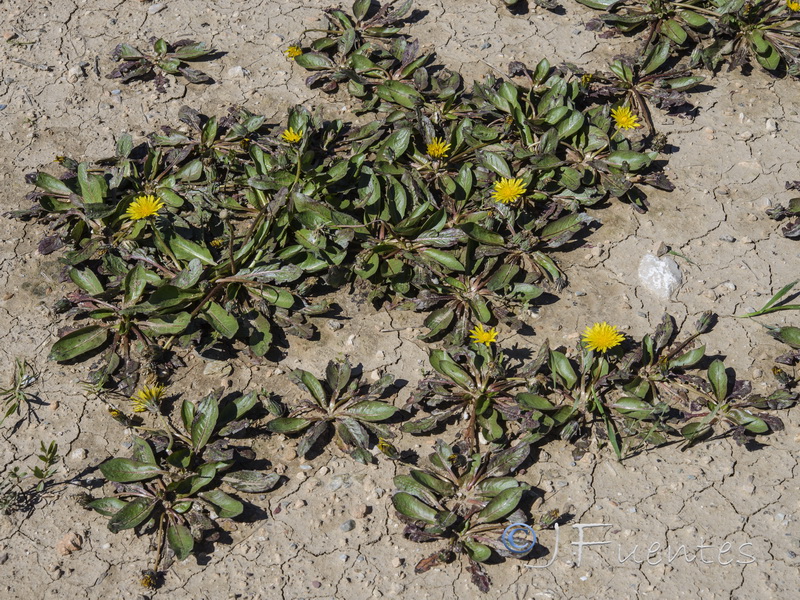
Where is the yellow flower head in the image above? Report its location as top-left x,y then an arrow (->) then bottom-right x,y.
281,127 -> 303,143
788,0 -> 800,11
140,570 -> 158,590
581,322 -> 625,353
284,45 -> 303,59
610,105 -> 641,131
426,137 -> 451,159
469,323 -> 498,347
491,177 -> 526,204
126,195 -> 164,220
130,385 -> 165,413
210,237 -> 226,248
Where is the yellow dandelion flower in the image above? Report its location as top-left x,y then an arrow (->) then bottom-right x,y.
130,384 -> 165,413
210,237 -> 226,248
126,194 -> 164,220
281,127 -> 303,143
426,137 -> 451,159
581,322 -> 625,353
610,105 -> 641,131
491,177 -> 527,204
469,323 -> 498,347
284,45 -> 303,59
788,0 -> 800,12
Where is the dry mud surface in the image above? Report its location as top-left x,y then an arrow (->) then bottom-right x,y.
1,1 -> 799,599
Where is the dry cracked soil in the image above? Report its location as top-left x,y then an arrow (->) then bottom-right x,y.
0,1 -> 799,599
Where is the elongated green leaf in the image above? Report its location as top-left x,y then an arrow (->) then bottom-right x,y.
139,312 -> 191,336
291,369 -> 327,406
294,52 -> 334,70
99,458 -> 164,483
108,497 -> 157,533
87,497 -> 128,517
345,400 -> 397,422
266,417 -> 313,433
35,172 -> 73,196
420,248 -> 464,272
410,470 -> 455,496
204,301 -> 239,338
167,523 -> 194,560
391,492 -> 438,524
477,486 -> 524,523
191,393 -> 220,452
49,326 -> 109,362
169,234 -> 216,266
708,359 -> 728,402
69,267 -> 104,295
668,345 -> 705,369
198,489 -> 243,518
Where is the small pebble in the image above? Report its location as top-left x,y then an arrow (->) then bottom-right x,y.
293,499 -> 306,509
0,552 -> 8,565
69,448 -> 88,461
391,557 -> 404,568
311,581 -> 322,589
351,504 -> 369,519
340,519 -> 356,532
327,320 -> 343,331
719,235 -> 736,243
295,472 -> 306,481
317,466 -> 329,476
110,89 -> 121,96
147,3 -> 166,14
339,553 -> 349,562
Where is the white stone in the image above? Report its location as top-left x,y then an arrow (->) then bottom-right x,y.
638,253 -> 682,299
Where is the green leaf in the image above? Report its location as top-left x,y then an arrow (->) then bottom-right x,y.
420,248 -> 464,272
77,162 -> 108,204
131,437 -> 157,466
410,470 -> 456,496
291,369 -> 327,406
550,351 -> 577,389
460,222 -> 505,246
204,301 -> 239,338
477,486 -> 524,523
661,19 -> 687,45
345,400 -> 397,422
516,393 -> 556,411
87,497 -> 128,517
35,172 -> 73,196
464,540 -> 492,562
191,393 -> 220,452
108,497 -> 157,533
574,0 -> 622,8
69,267 -> 104,295
266,417 -> 313,433
294,54 -> 334,71
139,312 -> 191,336
99,458 -> 164,483
167,523 -> 194,560
171,259 -> 203,289
49,326 -> 109,362
605,150 -> 653,171
481,151 -> 512,178
708,359 -> 728,402
169,234 -> 216,266
353,0 -> 370,20
123,263 -> 147,305
198,489 -> 243,518
391,492 -> 438,524
668,345 -> 705,369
